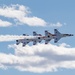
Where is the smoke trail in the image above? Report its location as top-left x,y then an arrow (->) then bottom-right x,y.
0,35 -> 33,42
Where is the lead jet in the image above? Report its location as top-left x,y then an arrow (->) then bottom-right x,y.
53,29 -> 73,43
45,29 -> 73,43
16,29 -> 73,46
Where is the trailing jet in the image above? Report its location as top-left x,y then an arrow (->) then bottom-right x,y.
16,33 -> 45,46
16,29 -> 73,46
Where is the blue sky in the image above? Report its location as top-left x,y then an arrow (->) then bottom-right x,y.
0,0 -> 75,75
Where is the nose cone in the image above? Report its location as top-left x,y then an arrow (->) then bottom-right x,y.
71,34 -> 74,36
64,34 -> 74,36
45,30 -> 48,32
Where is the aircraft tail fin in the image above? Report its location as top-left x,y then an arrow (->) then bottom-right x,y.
33,31 -> 42,36
33,31 -> 37,36
45,30 -> 52,36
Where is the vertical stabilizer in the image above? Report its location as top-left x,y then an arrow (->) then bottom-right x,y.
33,31 -> 37,36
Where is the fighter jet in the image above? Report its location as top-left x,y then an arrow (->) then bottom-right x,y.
45,29 -> 73,43
16,29 -> 73,46
53,29 -> 73,43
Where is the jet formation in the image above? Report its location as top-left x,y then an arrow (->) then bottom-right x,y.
16,29 -> 73,46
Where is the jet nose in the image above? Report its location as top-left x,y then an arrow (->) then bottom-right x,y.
71,34 -> 74,36
45,30 -> 48,32
69,34 -> 74,36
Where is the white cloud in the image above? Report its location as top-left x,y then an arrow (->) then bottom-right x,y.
49,22 -> 62,27
0,19 -> 12,27
0,4 -> 64,27
0,4 -> 47,26
0,43 -> 75,73
19,17 -> 47,26
0,4 -> 29,19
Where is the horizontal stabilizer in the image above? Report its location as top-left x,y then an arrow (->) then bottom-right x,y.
22,42 -> 26,47
54,37 -> 61,43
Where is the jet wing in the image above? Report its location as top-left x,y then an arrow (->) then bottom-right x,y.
22,42 -> 27,47
54,37 -> 61,43
22,39 -> 30,46
54,29 -> 61,35
45,30 -> 52,36
45,39 -> 51,44
33,41 -> 37,45
54,29 -> 61,43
